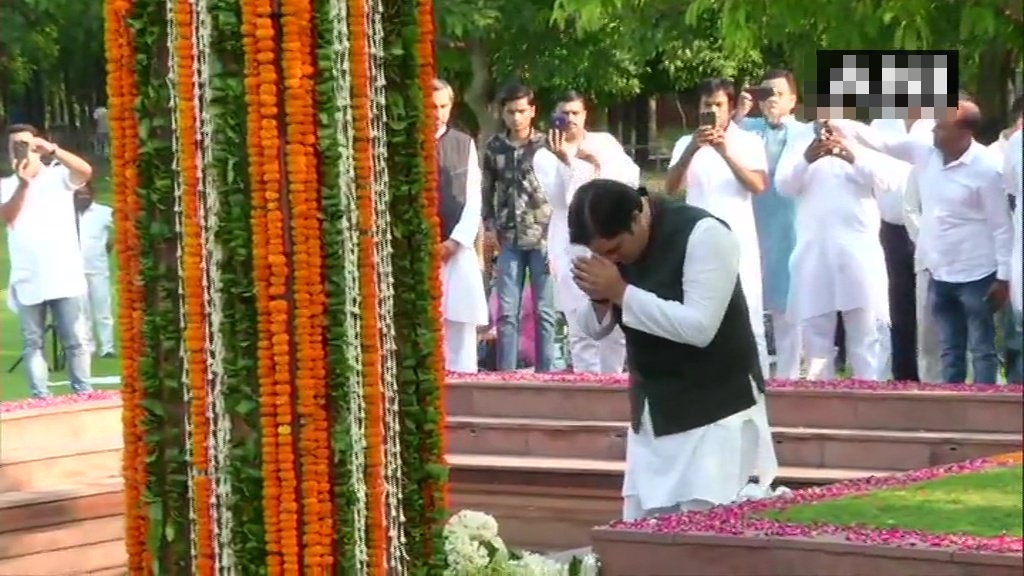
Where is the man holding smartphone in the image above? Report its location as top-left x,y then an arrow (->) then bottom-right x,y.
664,78 -> 771,377
1,123 -> 94,398
534,90 -> 640,373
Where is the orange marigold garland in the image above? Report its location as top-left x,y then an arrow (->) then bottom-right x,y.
240,0 -> 290,573
280,0 -> 335,570
348,0 -> 389,571
171,0 -> 216,571
106,0 -> 149,572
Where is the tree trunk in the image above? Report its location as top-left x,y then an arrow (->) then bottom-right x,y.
463,39 -> 498,146
974,44 -> 1013,142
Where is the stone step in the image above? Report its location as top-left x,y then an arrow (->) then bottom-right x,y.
0,400 -> 123,456
0,538 -> 126,576
0,478 -> 127,575
446,416 -> 1023,471
0,435 -> 122,492
446,381 -> 1024,433
447,453 -> 895,492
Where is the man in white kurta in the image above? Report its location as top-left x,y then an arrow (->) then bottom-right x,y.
534,93 -> 637,373
774,120 -> 900,380
1003,129 -> 1023,383
566,181 -> 777,522
75,185 -> 116,357
666,80 -> 771,377
433,80 -> 489,371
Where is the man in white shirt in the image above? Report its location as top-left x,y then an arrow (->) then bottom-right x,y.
534,90 -> 638,373
432,79 -> 489,372
870,112 -> 937,382
2,123 -> 94,397
884,101 -> 1014,384
92,106 -> 110,157
565,179 -> 777,521
774,113 -> 897,380
665,78 -> 771,377
74,183 -> 117,358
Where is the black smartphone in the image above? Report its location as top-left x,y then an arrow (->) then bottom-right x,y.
12,140 -> 29,163
746,86 -> 776,101
551,112 -> 569,131
698,111 -> 717,128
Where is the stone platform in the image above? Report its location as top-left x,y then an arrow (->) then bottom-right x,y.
1,377 -> 1021,569
592,456 -> 1024,576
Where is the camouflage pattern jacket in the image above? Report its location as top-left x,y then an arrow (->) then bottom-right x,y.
481,130 -> 552,251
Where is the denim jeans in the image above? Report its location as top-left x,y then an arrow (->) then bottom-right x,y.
17,295 -> 93,397
494,245 -> 557,372
929,273 -> 998,384
1004,307 -> 1023,384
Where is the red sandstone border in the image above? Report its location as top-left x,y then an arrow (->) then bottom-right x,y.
599,454 -> 1024,556
2,372 -> 1023,414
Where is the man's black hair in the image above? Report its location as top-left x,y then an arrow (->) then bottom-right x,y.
5,123 -> 41,137
761,69 -> 798,97
697,78 -> 737,109
568,179 -> 645,246
497,82 -> 535,108
557,90 -> 587,106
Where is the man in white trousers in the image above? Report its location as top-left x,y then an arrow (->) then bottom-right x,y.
75,183 -> 117,357
535,90 -> 638,373
433,79 -> 489,371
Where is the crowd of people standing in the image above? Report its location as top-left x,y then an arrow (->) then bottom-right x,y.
434,71 -> 1023,385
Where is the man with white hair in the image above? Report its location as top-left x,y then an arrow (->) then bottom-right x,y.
432,79 -> 489,372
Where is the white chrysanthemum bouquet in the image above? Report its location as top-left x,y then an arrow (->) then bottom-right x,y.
443,510 -> 601,576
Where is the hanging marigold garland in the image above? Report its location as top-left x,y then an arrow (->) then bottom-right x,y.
240,0 -> 291,573
348,0 -> 389,571
280,0 -> 335,570
169,0 -> 217,571
105,0 -> 149,572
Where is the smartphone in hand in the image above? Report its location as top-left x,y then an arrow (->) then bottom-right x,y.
12,141 -> 29,163
698,111 -> 717,128
551,112 -> 569,132
746,86 -> 775,101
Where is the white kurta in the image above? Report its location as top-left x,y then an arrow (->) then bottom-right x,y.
535,132 -> 638,373
439,132 -> 489,371
669,124 -> 770,375
1003,130 -> 1023,313
573,219 -> 778,519
774,123 -> 899,325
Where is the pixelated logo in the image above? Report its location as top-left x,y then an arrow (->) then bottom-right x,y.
814,50 -> 958,116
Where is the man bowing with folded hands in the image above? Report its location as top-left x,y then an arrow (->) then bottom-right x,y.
565,178 -> 778,521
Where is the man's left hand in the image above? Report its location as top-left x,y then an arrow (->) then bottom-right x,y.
31,137 -> 57,155
709,129 -> 727,155
986,279 -> 1009,312
571,255 -> 627,304
441,239 -> 458,263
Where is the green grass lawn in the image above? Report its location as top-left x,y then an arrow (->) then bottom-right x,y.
763,465 -> 1024,538
1,158 -> 124,401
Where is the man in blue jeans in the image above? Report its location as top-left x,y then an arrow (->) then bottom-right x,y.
2,123 -> 95,397
481,82 -> 557,371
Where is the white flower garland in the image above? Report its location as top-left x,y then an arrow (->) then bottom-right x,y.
329,0 -> 370,569
164,0 -> 199,567
366,0 -> 408,571
193,0 -> 232,571
443,511 -> 601,576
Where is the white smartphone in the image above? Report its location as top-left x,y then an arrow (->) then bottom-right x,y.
568,244 -> 592,262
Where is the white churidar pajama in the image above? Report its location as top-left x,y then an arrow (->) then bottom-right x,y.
574,219 -> 778,521
438,128 -> 489,372
535,132 -> 639,373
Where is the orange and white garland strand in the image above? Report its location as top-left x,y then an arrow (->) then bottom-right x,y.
167,0 -> 217,572
365,0 -> 408,571
105,0 -> 149,571
328,0 -> 371,568
195,0 -> 233,570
